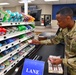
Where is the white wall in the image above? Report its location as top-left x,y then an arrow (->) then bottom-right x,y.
15,6 -> 21,12
37,4 -> 52,15
0,6 -> 3,10
3,6 -> 21,12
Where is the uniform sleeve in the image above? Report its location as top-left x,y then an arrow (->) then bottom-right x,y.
62,58 -> 70,67
66,35 -> 76,69
62,34 -> 76,69
62,58 -> 76,69
40,29 -> 64,45
70,36 -> 76,53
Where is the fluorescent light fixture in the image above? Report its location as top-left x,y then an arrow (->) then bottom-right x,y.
44,0 -> 59,1
19,0 -> 34,3
19,1 -> 31,3
0,3 -> 9,5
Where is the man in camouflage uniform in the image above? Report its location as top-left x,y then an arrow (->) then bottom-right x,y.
32,7 -> 76,75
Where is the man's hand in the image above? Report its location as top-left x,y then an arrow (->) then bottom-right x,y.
48,57 -> 62,65
32,39 -> 41,44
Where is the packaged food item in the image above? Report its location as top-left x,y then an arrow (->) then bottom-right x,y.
4,60 -> 10,66
0,27 -> 7,36
0,10 -> 10,22
30,24 -> 35,28
0,43 -> 2,47
8,58 -> 14,63
48,55 -> 63,74
2,49 -> 9,55
12,54 -> 18,60
0,63 -> 5,71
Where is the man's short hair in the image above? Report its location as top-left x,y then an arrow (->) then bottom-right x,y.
56,7 -> 73,18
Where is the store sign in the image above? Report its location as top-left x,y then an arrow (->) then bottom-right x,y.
22,59 -> 45,75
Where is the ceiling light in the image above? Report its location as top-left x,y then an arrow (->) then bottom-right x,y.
44,0 -> 59,2
0,3 -> 9,5
19,1 -> 31,3
19,0 -> 34,3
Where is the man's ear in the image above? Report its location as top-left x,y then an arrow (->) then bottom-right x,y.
67,16 -> 71,20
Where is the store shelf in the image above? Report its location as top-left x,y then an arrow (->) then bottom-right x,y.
27,33 -> 34,38
0,52 -> 28,75
0,22 -> 35,26
26,45 -> 35,53
0,45 -> 35,75
0,33 -> 34,53
0,29 -> 34,41
0,20 -> 35,75
0,43 -> 29,64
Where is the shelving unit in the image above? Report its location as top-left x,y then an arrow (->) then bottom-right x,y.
0,22 -> 35,26
0,28 -> 34,41
0,33 -> 34,53
0,45 -> 35,75
0,22 -> 35,75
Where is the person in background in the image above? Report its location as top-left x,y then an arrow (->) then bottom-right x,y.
31,7 -> 76,75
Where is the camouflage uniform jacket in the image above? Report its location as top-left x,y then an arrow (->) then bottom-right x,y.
40,24 -> 76,75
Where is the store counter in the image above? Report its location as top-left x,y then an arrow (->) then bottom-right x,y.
14,43 -> 65,75
35,44 -> 64,75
